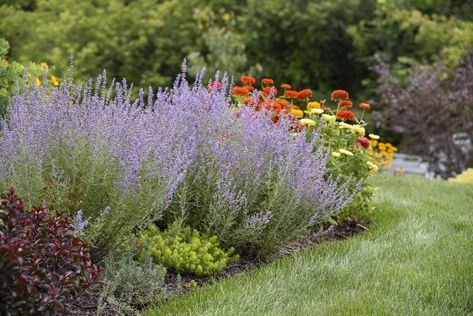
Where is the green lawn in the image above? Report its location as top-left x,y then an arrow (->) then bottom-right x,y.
146,175 -> 473,315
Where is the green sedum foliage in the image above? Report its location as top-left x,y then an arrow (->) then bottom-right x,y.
140,223 -> 239,277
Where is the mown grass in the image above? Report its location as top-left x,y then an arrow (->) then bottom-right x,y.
146,175 -> 473,315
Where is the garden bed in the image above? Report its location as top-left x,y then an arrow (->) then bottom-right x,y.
69,218 -> 368,315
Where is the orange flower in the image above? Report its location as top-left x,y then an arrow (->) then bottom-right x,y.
297,89 -> 312,100
336,110 -> 355,122
241,76 -> 256,85
280,83 -> 292,89
276,98 -> 289,109
359,102 -> 371,110
262,86 -> 278,97
232,86 -> 250,97
292,105 -> 301,110
244,85 -> 255,92
331,89 -> 349,101
244,98 -> 255,105
261,78 -> 274,85
285,90 -> 299,99
323,106 -> 331,111
338,100 -> 353,108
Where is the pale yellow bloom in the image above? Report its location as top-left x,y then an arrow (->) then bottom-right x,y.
300,118 -> 316,126
35,78 -> 41,86
310,108 -> 324,115
367,161 -> 378,171
353,125 -> 365,137
339,149 -> 354,156
369,134 -> 380,140
331,152 -> 341,157
321,114 -> 336,122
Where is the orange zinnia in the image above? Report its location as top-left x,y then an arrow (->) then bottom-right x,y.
232,86 -> 250,97
276,98 -> 289,109
285,90 -> 299,99
331,89 -> 349,101
297,89 -> 312,100
244,85 -> 255,92
241,76 -> 256,85
359,102 -> 371,110
338,100 -> 353,108
244,98 -> 255,105
262,86 -> 278,97
280,83 -> 292,89
336,110 -> 355,122
261,78 -> 274,85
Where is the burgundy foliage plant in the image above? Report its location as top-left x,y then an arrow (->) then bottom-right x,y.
0,188 -> 101,314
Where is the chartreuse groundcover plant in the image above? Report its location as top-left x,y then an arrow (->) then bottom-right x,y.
145,175 -> 473,315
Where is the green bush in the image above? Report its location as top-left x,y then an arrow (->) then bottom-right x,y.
98,253 -> 168,315
140,224 -> 239,277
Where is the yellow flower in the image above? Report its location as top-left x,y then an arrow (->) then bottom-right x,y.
307,101 -> 321,110
353,125 -> 365,137
339,149 -> 354,156
50,75 -> 59,87
338,122 -> 352,129
369,139 -> 378,147
309,108 -> 324,115
321,114 -> 336,122
40,62 -> 49,73
331,152 -> 341,157
369,134 -> 380,140
291,109 -> 304,118
2,58 -> 8,67
378,143 -> 386,151
300,118 -> 316,126
35,78 -> 41,86
367,161 -> 378,173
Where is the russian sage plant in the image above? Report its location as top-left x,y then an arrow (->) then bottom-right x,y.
0,66 -> 358,259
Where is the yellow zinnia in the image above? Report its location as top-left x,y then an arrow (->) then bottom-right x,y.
291,109 -> 304,118
300,118 -> 316,126
339,149 -> 354,156
369,134 -> 380,140
321,114 -> 336,122
307,101 -> 321,110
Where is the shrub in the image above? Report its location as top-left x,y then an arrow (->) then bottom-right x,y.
373,54 -> 473,178
0,188 -> 101,314
98,252 -> 168,315
140,223 -> 239,277
0,37 -> 59,117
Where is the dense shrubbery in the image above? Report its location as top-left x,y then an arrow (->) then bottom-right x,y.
374,54 -> 473,178
0,38 -> 59,117
140,224 -> 238,277
0,67 -> 356,261
0,188 -> 101,314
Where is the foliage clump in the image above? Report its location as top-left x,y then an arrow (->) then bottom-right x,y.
98,253 -> 168,315
141,224 -> 239,277
0,188 -> 101,315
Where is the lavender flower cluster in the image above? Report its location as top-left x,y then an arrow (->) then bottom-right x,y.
0,66 -> 357,256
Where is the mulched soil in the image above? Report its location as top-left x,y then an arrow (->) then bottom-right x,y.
69,218 -> 368,315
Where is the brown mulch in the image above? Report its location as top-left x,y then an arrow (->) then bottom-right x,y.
69,218 -> 368,315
